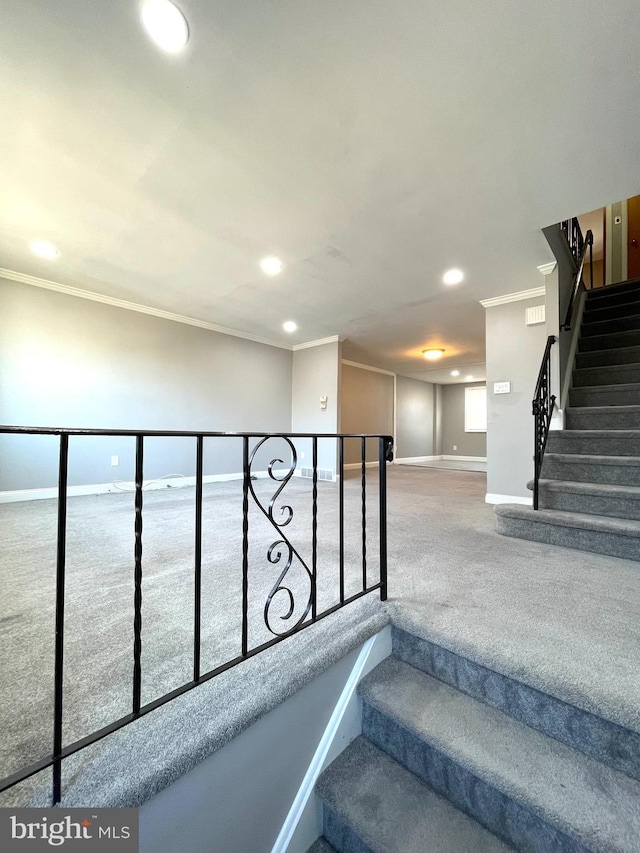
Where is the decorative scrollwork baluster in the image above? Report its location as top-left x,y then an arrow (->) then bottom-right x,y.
248,437 -> 313,637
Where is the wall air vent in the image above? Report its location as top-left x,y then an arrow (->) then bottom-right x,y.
526,305 -> 545,326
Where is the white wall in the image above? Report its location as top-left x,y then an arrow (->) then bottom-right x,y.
291,341 -> 341,476
485,295 -> 547,501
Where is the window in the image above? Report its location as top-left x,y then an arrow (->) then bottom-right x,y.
465,386 -> 487,432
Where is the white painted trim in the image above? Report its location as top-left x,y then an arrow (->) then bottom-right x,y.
272,627 -> 392,853
537,261 -> 557,276
394,455 -> 442,464
341,359 -> 396,377
293,336 -> 343,351
0,268 -> 294,351
480,287 -> 546,308
343,461 -> 379,470
0,471 -> 272,503
485,493 -> 533,506
441,455 -> 486,462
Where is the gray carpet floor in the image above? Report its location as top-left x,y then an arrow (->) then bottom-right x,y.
1,465 -> 640,809
401,459 -> 487,472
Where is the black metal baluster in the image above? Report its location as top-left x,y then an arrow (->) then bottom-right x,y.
241,437 -> 249,657
378,437 -> 388,601
52,433 -> 69,804
361,436 -> 367,590
339,436 -> 344,604
132,435 -> 144,714
193,436 -> 203,682
312,437 -> 318,621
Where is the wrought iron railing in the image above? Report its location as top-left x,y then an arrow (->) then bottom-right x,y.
561,217 -> 594,331
532,337 -> 557,510
0,426 -> 394,805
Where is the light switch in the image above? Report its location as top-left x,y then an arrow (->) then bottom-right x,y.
493,381 -> 511,394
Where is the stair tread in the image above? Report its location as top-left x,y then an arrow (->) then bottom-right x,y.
495,503 -> 640,535
306,839 -> 337,853
360,658 -> 640,853
539,479 -> 640,498
317,736 -> 510,853
545,452 -> 640,466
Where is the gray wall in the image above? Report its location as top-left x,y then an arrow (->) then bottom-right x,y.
0,279 -> 293,490
486,296 -> 548,499
440,382 -> 487,458
291,341 -> 341,474
395,375 -> 435,459
340,364 -> 394,464
140,644 -> 362,853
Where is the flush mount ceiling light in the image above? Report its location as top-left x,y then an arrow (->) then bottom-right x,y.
450,369 -> 460,377
30,240 -> 59,259
260,256 -> 284,276
443,268 -> 464,285
140,0 -> 189,53
465,375 -> 474,381
422,348 -> 445,361
283,320 -> 297,333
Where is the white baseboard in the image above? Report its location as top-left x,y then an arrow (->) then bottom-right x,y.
271,627 -> 392,853
485,493 -> 533,506
394,455 -> 441,464
441,455 -> 487,462
342,461 -> 380,470
0,471 -> 271,504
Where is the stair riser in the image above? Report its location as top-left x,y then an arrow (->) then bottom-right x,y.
581,316 -> 640,337
541,459 -> 640,486
579,330 -> 640,352
576,346 -> 640,368
362,703 -> 586,853
322,806 -> 372,853
570,386 -> 640,406
573,365 -> 640,387
538,489 -> 640,521
583,302 -> 640,324
495,513 -> 640,560
565,409 -> 640,429
546,434 -> 640,455
391,628 -> 640,781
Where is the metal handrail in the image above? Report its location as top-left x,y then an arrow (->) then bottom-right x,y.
0,427 -> 394,805
561,220 -> 594,331
532,336 -> 557,510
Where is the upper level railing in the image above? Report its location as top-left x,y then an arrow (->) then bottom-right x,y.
0,426 -> 394,806
561,217 -> 594,331
532,336 -> 557,510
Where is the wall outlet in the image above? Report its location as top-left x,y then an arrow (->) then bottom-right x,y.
111,455 -> 119,467
453,445 -> 457,451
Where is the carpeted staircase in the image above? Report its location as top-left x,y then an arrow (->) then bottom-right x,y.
495,277 -> 640,561
308,626 -> 640,852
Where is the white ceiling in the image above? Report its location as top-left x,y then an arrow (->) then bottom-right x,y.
1,1 -> 640,383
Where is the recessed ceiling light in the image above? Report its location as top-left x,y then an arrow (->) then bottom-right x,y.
465,375 -> 474,381
30,240 -> 59,259
422,348 -> 445,361
260,256 -> 284,276
283,321 -> 297,333
450,370 -> 460,377
443,268 -> 464,285
140,0 -> 189,53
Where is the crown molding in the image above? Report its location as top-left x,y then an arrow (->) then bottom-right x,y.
341,359 -> 396,377
0,267 -> 293,351
479,286 -> 546,308
292,335 -> 343,351
537,261 -> 557,276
